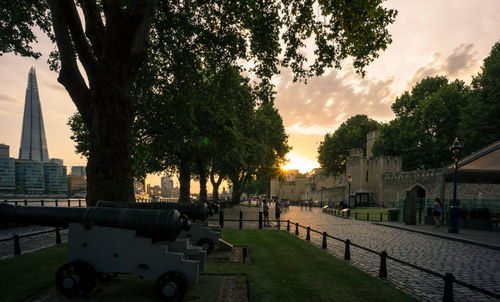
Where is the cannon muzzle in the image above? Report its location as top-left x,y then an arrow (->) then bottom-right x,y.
96,201 -> 212,221
0,203 -> 189,241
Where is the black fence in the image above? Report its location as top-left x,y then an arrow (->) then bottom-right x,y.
0,227 -> 64,256
209,209 -> 500,302
323,208 -> 393,221
2,199 -> 85,207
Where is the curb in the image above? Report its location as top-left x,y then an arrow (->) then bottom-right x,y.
373,223 -> 500,251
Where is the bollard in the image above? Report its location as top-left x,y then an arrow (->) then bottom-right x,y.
219,209 -> 224,228
278,219 -> 281,230
379,251 -> 387,278
322,232 -> 327,249
344,239 -> 351,261
380,213 -> 383,221
367,213 -> 370,221
239,211 -> 243,229
306,227 -> 310,241
78,199 -> 81,207
287,220 -> 290,231
14,235 -> 21,256
41,199 -> 44,207
342,211 -> 344,217
258,211 -> 263,229
15,200 -> 18,206
67,199 -> 71,207
55,199 -> 58,207
295,223 -> 299,235
24,199 -> 28,206
56,227 -> 62,244
355,212 -> 358,219
443,273 -> 455,302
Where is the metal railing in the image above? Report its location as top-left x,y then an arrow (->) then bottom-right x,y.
323,208 -> 391,222
209,209 -> 500,302
2,199 -> 85,207
0,227 -> 65,256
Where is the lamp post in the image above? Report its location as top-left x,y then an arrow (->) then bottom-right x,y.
448,138 -> 463,234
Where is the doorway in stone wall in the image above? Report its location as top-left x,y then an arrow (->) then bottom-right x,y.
404,184 -> 426,225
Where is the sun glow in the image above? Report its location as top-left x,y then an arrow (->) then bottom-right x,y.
281,153 -> 320,174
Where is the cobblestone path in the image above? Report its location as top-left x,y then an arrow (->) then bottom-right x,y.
221,205 -> 500,302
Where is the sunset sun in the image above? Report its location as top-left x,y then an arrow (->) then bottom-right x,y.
281,153 -> 320,174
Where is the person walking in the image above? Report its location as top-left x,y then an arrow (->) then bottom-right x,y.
263,200 -> 270,227
431,198 -> 442,228
275,199 -> 282,223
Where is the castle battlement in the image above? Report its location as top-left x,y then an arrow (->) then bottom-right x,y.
382,168 -> 444,181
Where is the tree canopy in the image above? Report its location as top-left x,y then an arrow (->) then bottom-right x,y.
318,115 -> 380,176
459,41 -> 500,153
2,0 -> 397,204
372,77 -> 469,170
372,41 -> 500,171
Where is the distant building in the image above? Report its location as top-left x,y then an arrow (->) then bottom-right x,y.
0,144 -> 15,193
18,67 -> 49,162
71,166 -> 86,177
272,131 -> 500,210
15,159 -> 45,194
1,69 -> 70,196
0,144 -> 9,157
161,174 -> 174,197
67,175 -> 86,195
44,162 -> 67,194
270,170 -> 307,201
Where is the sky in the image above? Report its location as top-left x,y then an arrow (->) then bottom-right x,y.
1,0 -> 500,188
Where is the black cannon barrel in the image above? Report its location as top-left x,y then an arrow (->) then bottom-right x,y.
0,203 -> 189,241
96,201 -> 212,221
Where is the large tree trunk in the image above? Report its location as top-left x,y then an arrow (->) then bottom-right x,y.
198,165 -> 207,204
210,170 -> 222,203
179,157 -> 191,203
230,175 -> 241,205
86,81 -> 134,206
47,0 -> 157,206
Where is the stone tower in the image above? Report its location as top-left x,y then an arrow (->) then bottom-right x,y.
18,67 -> 49,162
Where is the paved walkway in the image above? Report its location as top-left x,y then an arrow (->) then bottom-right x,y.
218,204 -> 500,302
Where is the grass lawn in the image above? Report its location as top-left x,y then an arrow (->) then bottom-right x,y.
0,244 -> 67,302
0,230 -> 414,302
206,229 -> 414,302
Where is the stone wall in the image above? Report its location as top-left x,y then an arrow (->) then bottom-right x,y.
380,169 -> 444,203
381,169 -> 500,208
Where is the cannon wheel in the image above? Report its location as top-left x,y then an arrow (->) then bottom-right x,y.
197,238 -> 215,255
156,271 -> 187,301
55,260 -> 97,297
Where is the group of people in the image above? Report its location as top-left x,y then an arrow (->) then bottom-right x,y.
262,197 -> 283,227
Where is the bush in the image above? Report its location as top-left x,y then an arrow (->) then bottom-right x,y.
388,209 -> 400,221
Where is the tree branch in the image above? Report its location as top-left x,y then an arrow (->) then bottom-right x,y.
48,0 -> 91,123
79,0 -> 105,56
59,0 -> 97,76
102,0 -> 157,73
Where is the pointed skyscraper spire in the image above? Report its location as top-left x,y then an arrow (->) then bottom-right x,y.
19,67 -> 49,162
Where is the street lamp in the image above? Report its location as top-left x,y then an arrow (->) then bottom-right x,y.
448,138 -> 463,234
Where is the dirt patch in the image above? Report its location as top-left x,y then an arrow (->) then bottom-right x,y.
207,246 -> 251,263
221,275 -> 249,302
